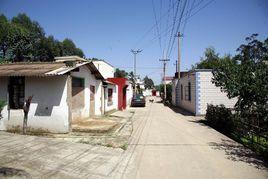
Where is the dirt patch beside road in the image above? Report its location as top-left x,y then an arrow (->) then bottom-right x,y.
53,110 -> 134,150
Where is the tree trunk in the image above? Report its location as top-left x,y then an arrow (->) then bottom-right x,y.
23,112 -> 28,134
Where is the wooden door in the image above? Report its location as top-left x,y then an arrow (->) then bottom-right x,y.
90,85 -> 95,116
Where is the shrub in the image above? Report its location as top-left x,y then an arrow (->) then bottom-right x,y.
0,100 -> 6,118
205,104 -> 234,133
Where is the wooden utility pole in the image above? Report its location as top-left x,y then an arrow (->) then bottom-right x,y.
131,49 -> 142,94
159,58 -> 170,100
176,32 -> 183,79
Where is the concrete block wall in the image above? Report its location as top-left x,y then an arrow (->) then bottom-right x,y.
196,71 -> 237,115
178,73 -> 196,114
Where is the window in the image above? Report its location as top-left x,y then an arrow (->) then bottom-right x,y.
181,84 -> 183,100
108,88 -> 113,105
72,77 -> 84,88
188,82 -> 191,101
9,77 -> 25,109
184,82 -> 191,101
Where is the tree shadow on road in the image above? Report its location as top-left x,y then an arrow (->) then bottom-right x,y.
189,119 -> 268,170
209,138 -> 268,170
0,167 -> 31,178
168,105 -> 194,116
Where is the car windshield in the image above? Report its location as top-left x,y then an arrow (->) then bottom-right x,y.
134,94 -> 144,99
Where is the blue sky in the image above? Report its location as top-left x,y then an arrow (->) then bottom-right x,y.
1,0 -> 268,84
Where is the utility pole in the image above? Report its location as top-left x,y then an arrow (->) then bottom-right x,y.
131,49 -> 142,94
174,60 -> 178,73
159,58 -> 170,100
175,32 -> 183,79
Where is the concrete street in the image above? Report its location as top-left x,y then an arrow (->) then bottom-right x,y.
0,98 -> 267,178
112,99 -> 268,179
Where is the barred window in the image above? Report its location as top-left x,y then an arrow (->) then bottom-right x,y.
9,77 -> 25,109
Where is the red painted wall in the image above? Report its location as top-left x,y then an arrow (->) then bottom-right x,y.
107,78 -> 128,110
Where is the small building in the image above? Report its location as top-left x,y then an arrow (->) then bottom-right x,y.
92,59 -> 115,79
172,69 -> 237,115
162,76 -> 174,84
92,59 -> 118,113
107,78 -> 130,110
0,56 -> 108,133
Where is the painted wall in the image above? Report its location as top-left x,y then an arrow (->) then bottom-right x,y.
196,71 -> 237,115
71,65 -> 103,117
104,84 -> 118,112
93,60 -> 114,79
0,76 -> 70,133
126,83 -> 133,107
178,73 -> 196,114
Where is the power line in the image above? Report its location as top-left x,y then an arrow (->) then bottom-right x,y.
152,0 -> 162,50
132,0 -> 179,49
139,0 -> 215,51
166,0 -> 181,59
167,0 -> 187,57
168,0 -> 216,57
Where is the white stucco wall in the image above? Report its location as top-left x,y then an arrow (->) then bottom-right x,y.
196,71 -> 237,115
171,79 -> 179,106
104,84 -> 118,112
71,65 -> 103,117
126,84 -> 133,107
93,60 -> 115,79
0,76 -> 70,133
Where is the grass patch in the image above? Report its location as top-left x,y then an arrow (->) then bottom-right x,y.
120,143 -> 128,150
6,126 -> 53,137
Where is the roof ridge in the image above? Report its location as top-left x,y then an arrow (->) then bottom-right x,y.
0,61 -> 63,66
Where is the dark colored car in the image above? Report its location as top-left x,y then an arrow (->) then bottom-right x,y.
131,94 -> 146,107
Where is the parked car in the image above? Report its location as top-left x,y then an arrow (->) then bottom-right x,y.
131,94 -> 146,107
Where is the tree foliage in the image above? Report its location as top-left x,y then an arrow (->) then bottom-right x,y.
212,34 -> 268,128
114,68 -> 128,78
143,76 -> 154,89
0,13 -> 84,62
192,47 -> 222,69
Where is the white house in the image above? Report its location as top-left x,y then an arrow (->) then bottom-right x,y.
172,69 -> 237,115
0,56 -> 110,133
92,59 -> 115,79
92,59 -> 118,113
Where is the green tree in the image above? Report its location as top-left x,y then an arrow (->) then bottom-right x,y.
0,13 -> 85,62
212,34 -> 268,129
143,76 -> 154,89
0,14 -> 10,59
12,13 -> 45,60
156,84 -> 172,102
114,68 -> 128,78
128,71 -> 135,84
61,38 -> 84,57
192,47 -> 221,69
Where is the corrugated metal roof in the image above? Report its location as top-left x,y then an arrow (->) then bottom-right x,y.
0,62 -> 66,77
0,61 -> 104,80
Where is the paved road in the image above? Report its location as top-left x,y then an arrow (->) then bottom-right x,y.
112,99 -> 268,179
0,132 -> 123,178
0,99 -> 267,178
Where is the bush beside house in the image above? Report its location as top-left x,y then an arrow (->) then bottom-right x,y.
205,104 -> 234,134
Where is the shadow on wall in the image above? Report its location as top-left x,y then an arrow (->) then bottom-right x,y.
29,77 -> 66,117
209,138 -> 268,170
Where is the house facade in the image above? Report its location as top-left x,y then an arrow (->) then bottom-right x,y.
172,69 -> 237,115
0,56 -> 108,133
92,59 -> 118,113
